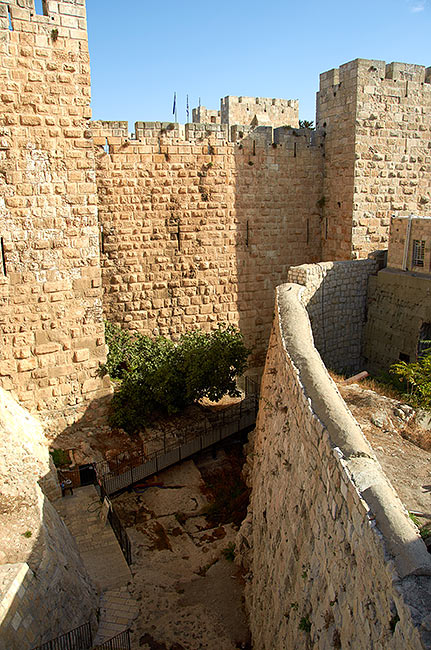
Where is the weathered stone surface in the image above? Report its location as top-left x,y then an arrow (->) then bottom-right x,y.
288,258 -> 378,374
0,387 -> 98,650
238,284 -> 431,649
0,0 -> 111,434
364,267 -> 431,374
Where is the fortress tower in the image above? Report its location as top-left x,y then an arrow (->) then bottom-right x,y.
0,0 -> 111,432
317,58 -> 431,260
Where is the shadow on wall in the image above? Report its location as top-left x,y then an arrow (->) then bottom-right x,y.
234,126 -> 324,371
287,258 -> 379,376
0,389 -> 99,650
96,123 -> 324,378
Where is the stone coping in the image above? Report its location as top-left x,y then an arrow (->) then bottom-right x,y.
276,282 -> 431,580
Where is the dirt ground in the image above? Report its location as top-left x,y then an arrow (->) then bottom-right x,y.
337,381 -> 431,519
112,451 -> 251,650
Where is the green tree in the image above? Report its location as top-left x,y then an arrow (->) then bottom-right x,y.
102,324 -> 249,432
390,346 -> 431,408
299,120 -> 314,129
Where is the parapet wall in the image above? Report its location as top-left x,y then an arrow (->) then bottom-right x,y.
287,259 -> 378,374
192,106 -> 220,124
94,124 -> 324,368
239,283 -> 431,649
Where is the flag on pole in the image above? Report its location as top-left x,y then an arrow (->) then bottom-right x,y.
186,94 -> 189,123
172,92 -> 176,116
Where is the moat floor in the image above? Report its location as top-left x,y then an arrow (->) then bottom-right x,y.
113,456 -> 250,650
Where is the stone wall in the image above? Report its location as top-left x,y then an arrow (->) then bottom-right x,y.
220,95 -> 299,128
287,259 -> 378,374
0,0 -> 111,433
317,59 -> 431,261
363,268 -> 431,373
238,283 -> 431,649
93,122 -> 324,368
387,216 -> 431,273
0,387 -> 98,649
192,106 -> 220,124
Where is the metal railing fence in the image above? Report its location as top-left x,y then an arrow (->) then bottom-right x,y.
31,622 -> 92,650
96,392 -> 258,496
93,629 -> 131,650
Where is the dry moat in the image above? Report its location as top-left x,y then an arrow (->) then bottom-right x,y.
111,440 -> 251,650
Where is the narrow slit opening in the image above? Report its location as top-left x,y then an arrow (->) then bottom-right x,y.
1,238 -> 7,276
8,6 -> 13,31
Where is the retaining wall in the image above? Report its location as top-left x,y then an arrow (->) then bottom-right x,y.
287,259 -> 378,374
238,283 -> 431,649
364,268 -> 431,374
0,387 -> 98,649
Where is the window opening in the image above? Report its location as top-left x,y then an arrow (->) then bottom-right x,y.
412,239 -> 425,267
8,6 -> 13,31
34,0 -> 45,15
418,322 -> 431,359
103,137 -> 109,154
294,142 -> 297,158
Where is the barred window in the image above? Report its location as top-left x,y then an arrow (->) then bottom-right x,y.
412,239 -> 425,267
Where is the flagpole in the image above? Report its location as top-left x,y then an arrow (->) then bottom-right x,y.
173,91 -> 177,123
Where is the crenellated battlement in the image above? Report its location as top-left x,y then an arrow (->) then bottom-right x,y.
0,0 -> 87,40
90,119 -> 320,155
319,57 -> 431,94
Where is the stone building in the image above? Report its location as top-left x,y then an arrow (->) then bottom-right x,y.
364,215 -> 431,372
192,95 -> 298,128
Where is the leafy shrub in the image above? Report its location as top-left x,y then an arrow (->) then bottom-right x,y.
50,449 -> 71,467
390,347 -> 431,409
222,542 -> 236,562
102,323 -> 249,432
299,615 -> 311,633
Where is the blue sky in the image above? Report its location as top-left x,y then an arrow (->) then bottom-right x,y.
85,0 -> 430,130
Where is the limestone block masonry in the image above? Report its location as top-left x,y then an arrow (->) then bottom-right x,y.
0,387 -> 98,649
387,215 -> 431,273
0,0 -> 111,434
363,268 -> 431,374
1,0 -> 431,435
220,96 -> 299,128
93,121 -> 323,369
317,59 -> 431,261
288,258 -> 378,374
238,283 -> 431,649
